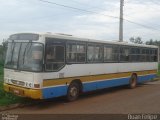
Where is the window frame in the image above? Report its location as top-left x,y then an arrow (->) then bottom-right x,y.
150,48 -> 158,62
87,43 -> 104,63
129,47 -> 141,62
44,38 -> 66,72
103,44 -> 119,63
66,41 -> 86,64
119,46 -> 130,62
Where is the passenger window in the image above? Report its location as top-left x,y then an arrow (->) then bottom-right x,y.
45,45 -> 65,71
154,49 -> 158,62
130,47 -> 140,62
104,47 -> 112,61
150,49 -> 158,62
120,47 -> 129,62
146,49 -> 150,62
67,42 -> 86,63
77,44 -> 86,62
104,46 -> 119,62
140,49 -> 146,62
87,44 -> 103,62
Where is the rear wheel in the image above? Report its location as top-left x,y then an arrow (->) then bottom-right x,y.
129,74 -> 137,89
67,82 -> 80,101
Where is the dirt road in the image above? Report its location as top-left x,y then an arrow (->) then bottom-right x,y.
1,81 -> 160,114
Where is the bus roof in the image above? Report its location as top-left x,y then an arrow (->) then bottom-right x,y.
9,32 -> 158,48
42,33 -> 158,49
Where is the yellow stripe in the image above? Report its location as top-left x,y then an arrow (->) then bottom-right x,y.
4,83 -> 42,99
43,70 -> 157,87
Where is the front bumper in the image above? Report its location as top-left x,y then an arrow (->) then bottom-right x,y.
3,83 -> 42,99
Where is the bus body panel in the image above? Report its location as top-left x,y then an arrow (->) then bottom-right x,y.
41,71 -> 156,99
41,62 -> 157,80
4,70 -> 156,99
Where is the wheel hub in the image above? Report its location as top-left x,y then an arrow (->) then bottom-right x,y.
70,87 -> 78,97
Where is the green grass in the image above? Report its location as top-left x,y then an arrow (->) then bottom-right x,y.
157,63 -> 160,76
157,71 -> 160,76
0,64 -> 3,81
0,82 -> 29,106
0,64 -> 31,106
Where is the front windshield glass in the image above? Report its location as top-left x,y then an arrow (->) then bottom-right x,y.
5,42 -> 43,72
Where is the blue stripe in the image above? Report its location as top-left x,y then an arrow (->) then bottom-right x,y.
83,74 -> 156,92
42,86 -> 68,99
83,77 -> 130,92
138,74 -> 156,83
42,74 -> 156,99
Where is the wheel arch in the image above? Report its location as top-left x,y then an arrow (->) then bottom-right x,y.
131,73 -> 138,79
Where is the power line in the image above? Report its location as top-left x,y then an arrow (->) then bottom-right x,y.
37,0 -> 160,32
125,19 -> 160,31
67,0 -> 119,12
124,15 -> 160,28
65,0 -> 160,30
67,0 -> 106,10
38,0 -> 119,19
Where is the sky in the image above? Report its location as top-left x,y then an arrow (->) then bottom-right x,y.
0,0 -> 160,44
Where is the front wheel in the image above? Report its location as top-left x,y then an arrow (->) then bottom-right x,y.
129,74 -> 137,89
67,82 -> 80,102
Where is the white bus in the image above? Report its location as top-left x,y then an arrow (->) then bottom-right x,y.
3,33 -> 158,101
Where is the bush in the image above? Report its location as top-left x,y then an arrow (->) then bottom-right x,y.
0,60 -> 4,66
0,89 -> 5,98
0,82 -> 26,106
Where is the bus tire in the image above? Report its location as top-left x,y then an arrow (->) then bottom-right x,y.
129,74 -> 137,89
67,82 -> 80,102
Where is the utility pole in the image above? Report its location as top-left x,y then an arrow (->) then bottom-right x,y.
119,0 -> 124,42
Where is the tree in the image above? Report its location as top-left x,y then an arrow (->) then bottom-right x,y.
0,45 -> 3,55
129,37 -> 135,43
0,39 -> 8,63
146,39 -> 154,45
129,37 -> 143,44
146,39 -> 160,46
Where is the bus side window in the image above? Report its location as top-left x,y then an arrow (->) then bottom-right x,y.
76,44 -> 86,62
87,45 -> 94,62
87,44 -> 103,63
46,46 -> 55,61
67,42 -> 86,63
45,45 -> 65,71
120,47 -> 129,62
153,49 -> 158,62
104,46 -> 112,62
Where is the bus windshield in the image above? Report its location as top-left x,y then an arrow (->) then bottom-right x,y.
5,42 -> 43,72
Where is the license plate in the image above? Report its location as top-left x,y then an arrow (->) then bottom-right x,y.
13,89 -> 20,94
9,88 -> 24,96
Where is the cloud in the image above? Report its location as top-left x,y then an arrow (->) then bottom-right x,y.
0,0 -> 160,44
